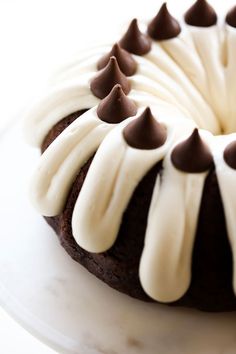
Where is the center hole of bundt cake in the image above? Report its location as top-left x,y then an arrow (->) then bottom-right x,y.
212,125 -> 235,137
191,102 -> 235,137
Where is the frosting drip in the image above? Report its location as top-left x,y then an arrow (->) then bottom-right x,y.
30,108 -> 113,216
140,153 -> 209,302
71,116 -> 173,253
213,135 -> 236,296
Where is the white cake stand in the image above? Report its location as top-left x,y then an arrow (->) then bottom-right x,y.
1,124 -> 236,354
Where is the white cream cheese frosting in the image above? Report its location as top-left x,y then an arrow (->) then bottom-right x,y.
25,9 -> 236,304
140,129 -> 212,303
212,133 -> 236,295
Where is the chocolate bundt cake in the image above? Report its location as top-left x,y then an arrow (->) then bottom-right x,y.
24,0 -> 236,312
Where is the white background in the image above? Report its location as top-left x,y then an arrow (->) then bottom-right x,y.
0,0 -> 233,353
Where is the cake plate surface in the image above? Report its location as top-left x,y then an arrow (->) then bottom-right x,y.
1,124 -> 236,354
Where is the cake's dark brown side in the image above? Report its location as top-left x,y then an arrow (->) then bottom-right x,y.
42,111 -> 236,312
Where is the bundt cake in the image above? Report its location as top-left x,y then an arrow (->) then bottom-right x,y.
24,0 -> 236,312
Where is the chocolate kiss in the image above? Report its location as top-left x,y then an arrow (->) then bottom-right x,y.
119,19 -> 152,56
184,0 -> 217,27
224,141 -> 236,169
148,3 -> 181,40
123,107 -> 167,150
226,6 -> 236,28
97,84 -> 137,124
90,56 -> 131,99
97,43 -> 137,76
171,129 -> 213,173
